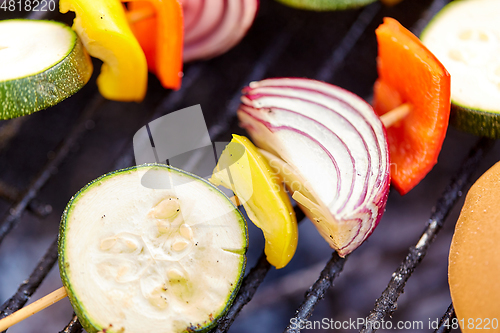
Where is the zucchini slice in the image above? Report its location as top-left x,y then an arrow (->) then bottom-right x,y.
0,20 -> 93,120
274,0 -> 376,11
421,0 -> 500,138
59,164 -> 247,333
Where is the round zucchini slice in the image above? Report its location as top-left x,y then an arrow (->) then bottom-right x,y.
59,164 -> 248,333
273,0 -> 376,11
421,0 -> 500,138
0,20 -> 93,120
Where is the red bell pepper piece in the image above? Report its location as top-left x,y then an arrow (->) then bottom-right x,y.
373,17 -> 451,195
126,0 -> 183,90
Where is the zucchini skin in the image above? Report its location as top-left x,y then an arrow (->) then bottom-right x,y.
450,103 -> 500,139
274,0 -> 376,11
58,178 -> 97,333
0,21 -> 93,120
58,164 -> 248,333
420,1 -> 500,138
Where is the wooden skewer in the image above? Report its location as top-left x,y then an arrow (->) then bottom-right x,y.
380,103 -> 412,128
229,195 -> 241,207
0,287 -> 68,332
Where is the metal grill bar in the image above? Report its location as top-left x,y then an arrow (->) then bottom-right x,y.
0,181 -> 52,218
0,118 -> 26,152
211,23 -> 299,141
26,2 -> 59,20
179,26 -> 299,183
212,251 -> 270,333
284,253 -> 346,333
0,239 -> 58,322
360,137 -> 495,333
316,2 -> 380,82
59,314 -> 82,333
113,63 -> 206,170
411,0 -> 449,37
0,95 -> 104,245
434,303 -> 455,333
212,207 -> 306,333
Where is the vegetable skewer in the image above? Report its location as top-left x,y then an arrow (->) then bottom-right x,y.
0,100 -> 412,331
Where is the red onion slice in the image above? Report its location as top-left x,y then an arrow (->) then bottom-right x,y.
182,0 -> 259,62
238,78 -> 390,256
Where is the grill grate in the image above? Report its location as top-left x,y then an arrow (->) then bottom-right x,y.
284,253 -> 346,333
436,304 -> 456,333
0,95 -> 105,245
361,137 -> 494,333
0,1 -> 498,332
0,240 -> 58,319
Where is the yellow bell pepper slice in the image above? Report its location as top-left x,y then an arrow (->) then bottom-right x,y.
210,135 -> 298,269
60,0 -> 148,102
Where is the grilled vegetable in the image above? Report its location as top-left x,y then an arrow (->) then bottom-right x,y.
60,0 -> 148,102
449,161 -> 500,332
379,0 -> 403,6
273,0 -> 375,11
127,0 -> 183,90
373,17 -> 451,195
129,0 -> 258,64
238,78 -> 390,257
211,135 -> 298,269
182,0 -> 259,62
0,20 -> 92,120
421,0 -> 500,138
59,164 -> 247,333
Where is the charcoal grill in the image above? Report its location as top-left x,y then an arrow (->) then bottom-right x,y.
1,1 -> 499,332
